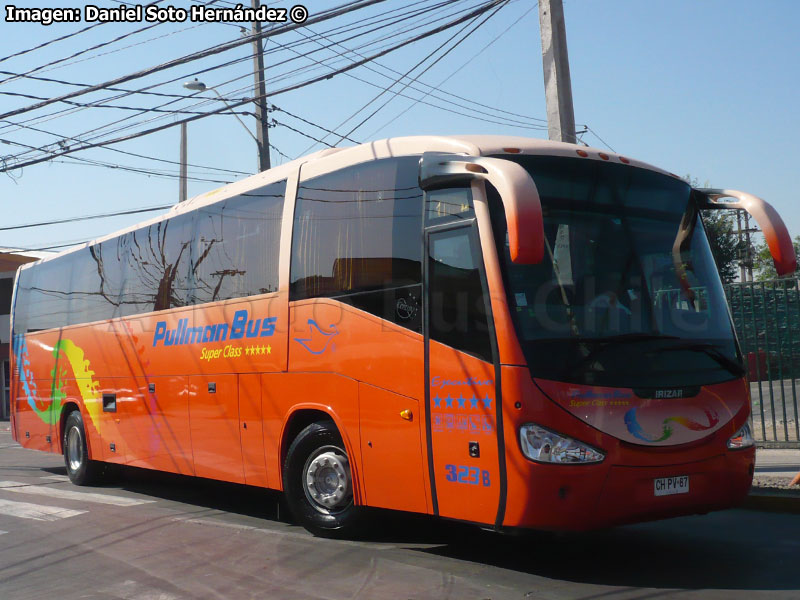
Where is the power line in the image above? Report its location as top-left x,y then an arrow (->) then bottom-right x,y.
0,0 -> 389,122
0,205 -> 173,232
271,105 -> 360,144
0,0 -> 458,141
1,1 -> 497,171
363,0 -> 541,138
0,1 -> 168,86
0,22 -> 108,65
1,121 -> 252,176
333,0 -> 508,146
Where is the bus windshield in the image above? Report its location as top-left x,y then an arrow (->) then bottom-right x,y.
490,154 -> 741,388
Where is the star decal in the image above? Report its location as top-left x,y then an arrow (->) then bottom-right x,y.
482,395 -> 492,410
433,396 -> 442,408
457,396 -> 466,409
470,395 -> 479,409
445,396 -> 454,409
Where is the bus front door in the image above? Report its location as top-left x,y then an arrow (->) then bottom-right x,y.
425,222 -> 503,527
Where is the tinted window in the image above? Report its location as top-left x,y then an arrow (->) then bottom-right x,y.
290,157 -> 423,331
14,259 -> 70,332
428,226 -> 492,362
116,214 -> 194,316
425,187 -> 475,223
69,246 -> 119,324
193,180 -> 285,304
12,179 -> 286,335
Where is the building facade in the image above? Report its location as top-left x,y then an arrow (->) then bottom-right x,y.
1,250 -> 45,420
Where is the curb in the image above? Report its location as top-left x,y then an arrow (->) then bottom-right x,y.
744,488 -> 800,514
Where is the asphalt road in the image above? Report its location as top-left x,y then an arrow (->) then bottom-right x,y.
1,428 -> 799,600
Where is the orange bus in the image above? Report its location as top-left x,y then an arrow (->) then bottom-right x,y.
10,136 -> 796,537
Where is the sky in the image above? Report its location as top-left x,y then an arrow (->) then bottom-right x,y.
1,0 -> 799,255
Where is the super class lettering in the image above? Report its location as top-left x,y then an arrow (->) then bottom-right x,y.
153,309 -> 276,347
430,376 -> 493,389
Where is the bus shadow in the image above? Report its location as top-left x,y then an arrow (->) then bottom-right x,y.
412,511 -> 800,592
39,465 -> 800,592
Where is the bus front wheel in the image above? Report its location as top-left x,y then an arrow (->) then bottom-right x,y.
63,411 -> 101,486
283,420 -> 361,538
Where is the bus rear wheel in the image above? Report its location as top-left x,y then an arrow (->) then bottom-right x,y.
283,421 -> 362,538
63,411 -> 101,486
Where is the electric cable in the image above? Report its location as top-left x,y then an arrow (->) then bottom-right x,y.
0,0 -> 507,173
0,0 -> 389,121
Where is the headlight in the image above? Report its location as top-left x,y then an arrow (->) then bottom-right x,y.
519,423 -> 605,464
727,422 -> 754,450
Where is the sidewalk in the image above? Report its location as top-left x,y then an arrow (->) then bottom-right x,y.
746,448 -> 800,513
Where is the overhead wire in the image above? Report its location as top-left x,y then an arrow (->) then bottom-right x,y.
0,0 -> 461,142
0,204 -> 174,232
0,21 -> 108,65
0,0 -> 467,162
363,0 -> 542,139
331,0 -> 509,147
0,0 -> 390,121
0,0 -> 510,173
0,0 -> 169,86
1,120 -> 251,176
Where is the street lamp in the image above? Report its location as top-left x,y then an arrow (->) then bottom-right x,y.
183,79 -> 261,146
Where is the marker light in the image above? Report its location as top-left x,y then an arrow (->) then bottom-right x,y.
519,423 -> 605,464
727,422 -> 754,450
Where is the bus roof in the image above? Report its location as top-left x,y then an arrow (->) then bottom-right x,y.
18,135 -> 676,271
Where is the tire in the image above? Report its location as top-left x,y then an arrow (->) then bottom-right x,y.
283,421 -> 362,538
63,410 -> 101,486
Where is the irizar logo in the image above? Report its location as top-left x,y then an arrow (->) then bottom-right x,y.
153,309 -> 276,347
654,389 -> 684,399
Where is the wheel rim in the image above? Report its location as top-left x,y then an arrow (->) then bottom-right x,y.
302,445 -> 352,514
66,425 -> 83,472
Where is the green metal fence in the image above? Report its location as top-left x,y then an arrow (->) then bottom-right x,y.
725,278 -> 800,448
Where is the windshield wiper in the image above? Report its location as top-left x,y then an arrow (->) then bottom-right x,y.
579,333 -> 681,344
649,342 -> 746,377
567,333 -> 682,375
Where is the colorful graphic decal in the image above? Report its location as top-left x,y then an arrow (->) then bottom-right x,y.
624,406 -> 719,443
294,319 -> 339,355
13,336 -> 102,432
153,310 -> 276,347
537,378 -> 742,446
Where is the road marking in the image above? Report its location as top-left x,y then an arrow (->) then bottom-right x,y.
0,481 -> 154,507
0,498 -> 86,521
40,475 -> 70,482
0,530 -> 7,535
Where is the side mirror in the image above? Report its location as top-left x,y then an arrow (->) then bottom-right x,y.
697,188 -> 797,276
419,153 -> 544,264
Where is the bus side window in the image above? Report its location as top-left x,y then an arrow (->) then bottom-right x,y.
192,180 -> 285,304
290,157 -> 424,332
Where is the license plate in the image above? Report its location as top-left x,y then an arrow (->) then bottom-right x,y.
654,475 -> 689,496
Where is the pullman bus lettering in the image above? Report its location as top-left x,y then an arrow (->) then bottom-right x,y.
153,310 -> 277,347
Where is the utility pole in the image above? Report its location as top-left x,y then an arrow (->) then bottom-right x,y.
251,0 -> 271,171
538,0 -> 577,144
735,208 -> 759,281
179,122 -> 187,202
